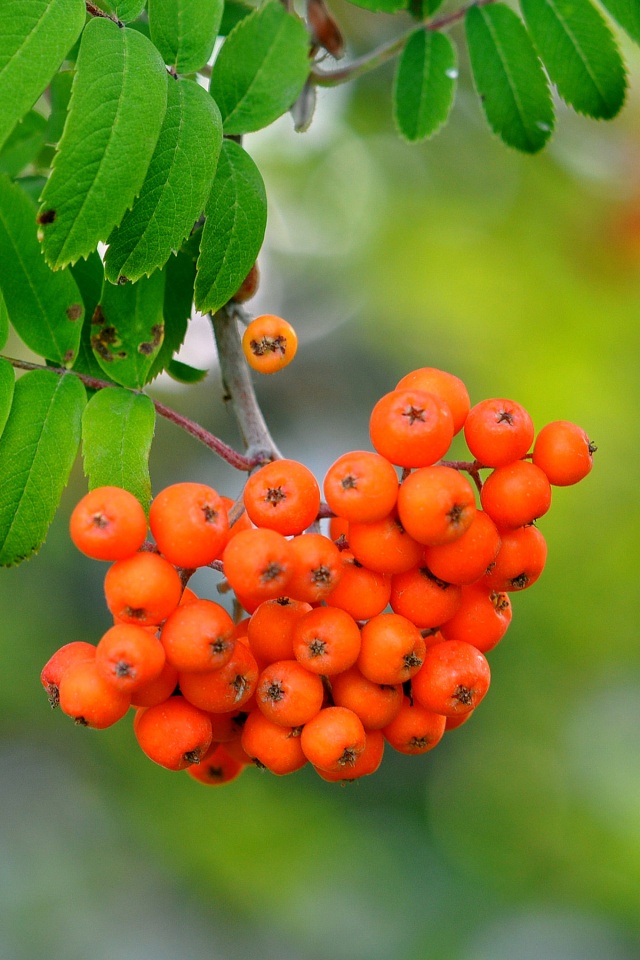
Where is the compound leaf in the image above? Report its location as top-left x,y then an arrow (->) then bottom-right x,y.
82,387 -> 155,509
194,139 -> 267,314
0,174 -> 84,365
0,369 -> 86,566
91,271 -> 166,388
149,0 -> 224,72
210,0 -> 310,135
38,18 -> 168,269
520,0 -> 627,119
393,30 -> 457,142
0,0 -> 85,151
466,4 -> 555,153
104,78 -> 222,284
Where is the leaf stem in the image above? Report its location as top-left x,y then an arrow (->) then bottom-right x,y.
0,355 -> 252,471
310,0 -> 495,87
85,1 -> 124,28
210,303 -> 283,468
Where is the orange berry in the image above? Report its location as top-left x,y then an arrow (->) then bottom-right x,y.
179,642 -> 259,713
324,552 -> 391,621
255,659 -> 325,727
480,461 -> 551,529
348,510 -> 423,575
104,551 -> 182,626
323,450 -> 398,523
329,666 -> 403,730
70,486 -> 147,561
464,398 -> 534,467
149,482 -> 229,568
243,459 -> 320,535
292,606 -> 361,676
481,524 -> 547,592
532,420 -> 595,485
397,465 -> 476,546
411,640 -> 490,717
314,728 -> 385,781
222,527 -> 294,602
247,596 -> 313,664
440,583 -> 512,652
130,659 -> 180,708
390,566 -> 462,629
242,314 -> 298,374
95,623 -> 166,693
187,743 -> 247,785
160,599 -> 236,673
396,368 -> 470,435
382,696 -> 446,755
285,533 -> 343,603
300,705 -> 366,773
422,510 -> 501,585
240,709 -> 307,775
134,696 -> 212,770
357,613 -> 426,685
369,388 -> 454,468
41,641 -> 96,708
58,659 -> 130,729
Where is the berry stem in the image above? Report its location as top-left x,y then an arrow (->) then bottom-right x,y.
210,304 -> 283,467
1,355 -> 252,472
310,0 -> 496,87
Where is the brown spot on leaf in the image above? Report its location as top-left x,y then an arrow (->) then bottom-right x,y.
63,349 -> 75,365
36,209 -> 56,225
91,325 -> 126,362
138,323 -> 164,356
66,303 -> 83,321
91,306 -> 105,326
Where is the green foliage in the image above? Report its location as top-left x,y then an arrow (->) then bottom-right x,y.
38,18 -> 168,269
600,0 -> 640,45
0,0 -> 636,566
92,271 -> 166,388
149,0 -> 224,72
210,0 -> 310,135
466,4 -> 554,153
194,139 -> 267,314
0,370 -> 85,566
81,388 -> 156,509
520,0 -> 627,119
104,78 -> 222,284
0,175 -> 84,366
0,112 -> 47,178
0,0 -> 85,151
0,359 -> 15,437
393,30 -> 457,143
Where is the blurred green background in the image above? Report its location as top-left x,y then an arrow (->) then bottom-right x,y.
2,6 -> 640,959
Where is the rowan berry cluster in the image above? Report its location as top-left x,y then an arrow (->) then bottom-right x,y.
41,366 -> 595,786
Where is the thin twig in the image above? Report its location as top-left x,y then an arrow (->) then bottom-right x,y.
85,1 -> 124,28
1,354 -> 251,471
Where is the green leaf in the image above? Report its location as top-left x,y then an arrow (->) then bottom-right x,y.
211,0 -> 310,135
0,111 -> 47,177
149,0 -> 224,72
111,0 -> 148,20
220,0 -> 254,35
0,369 -> 86,566
46,70 -> 74,144
0,289 -> 8,350
0,174 -> 84,365
166,358 -> 208,383
91,271 -> 166,388
0,359 -> 15,438
70,253 -> 116,381
600,0 -> 640,45
14,175 -> 46,205
393,30 -> 457,143
38,18 -> 168,269
520,0 -> 627,119
194,140 -> 267,314
466,4 -> 555,153
408,0 -> 445,17
0,0 -> 86,151
104,78 -> 222,283
82,388 -> 155,509
147,249 -> 196,380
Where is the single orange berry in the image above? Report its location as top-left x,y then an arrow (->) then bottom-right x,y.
323,451 -> 398,523
243,459 -> 320,535
242,314 -> 298,374
532,420 -> 595,485
149,482 -> 229,568
70,486 -> 147,561
104,551 -> 182,626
